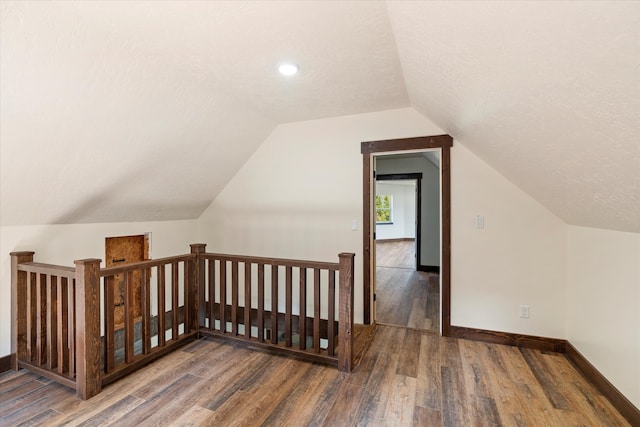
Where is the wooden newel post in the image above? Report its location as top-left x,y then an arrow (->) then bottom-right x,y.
338,252 -> 355,372
74,258 -> 102,400
11,251 -> 35,370
190,243 -> 207,333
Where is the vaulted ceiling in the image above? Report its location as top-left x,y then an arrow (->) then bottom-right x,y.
1,1 -> 638,232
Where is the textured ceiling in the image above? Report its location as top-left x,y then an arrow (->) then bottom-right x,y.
1,1 -> 638,232
387,1 -> 640,232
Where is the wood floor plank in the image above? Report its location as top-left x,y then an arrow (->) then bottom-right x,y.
0,372 -> 40,394
0,325 -> 631,426
110,374 -> 203,426
261,364 -> 341,427
413,405 -> 442,426
198,352 -> 277,411
15,408 -> 62,427
168,405 -> 217,426
0,385 -> 72,425
205,358 -> 313,426
76,395 -> 144,427
322,382 -> 368,426
383,374 -> 417,425
0,377 -> 48,406
520,347 -> 570,411
396,328 -> 422,378
441,338 -> 472,426
415,332 -> 442,411
357,352 -> 399,424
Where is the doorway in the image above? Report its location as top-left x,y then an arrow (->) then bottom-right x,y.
361,135 -> 452,336
374,161 -> 439,331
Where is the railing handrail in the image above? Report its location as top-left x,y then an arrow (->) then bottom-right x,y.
203,252 -> 339,271
17,261 -> 75,275
100,253 -> 195,276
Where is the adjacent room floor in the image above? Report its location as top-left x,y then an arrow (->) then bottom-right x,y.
375,240 -> 439,331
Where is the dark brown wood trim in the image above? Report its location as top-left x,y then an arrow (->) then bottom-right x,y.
565,342 -> 640,426
17,360 -> 76,389
441,146 -> 451,336
363,154 -> 372,324
0,353 -> 16,373
417,265 -> 440,274
362,135 -> 452,334
376,173 -> 423,181
361,135 -> 453,154
375,238 -> 415,243
449,326 -> 566,352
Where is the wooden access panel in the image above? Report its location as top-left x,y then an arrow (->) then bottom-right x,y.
105,235 -> 148,329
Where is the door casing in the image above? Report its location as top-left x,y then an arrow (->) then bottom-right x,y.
361,135 -> 452,336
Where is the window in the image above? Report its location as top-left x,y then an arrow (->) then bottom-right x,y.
375,195 -> 393,223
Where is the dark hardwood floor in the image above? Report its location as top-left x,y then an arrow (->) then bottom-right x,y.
0,325 -> 630,426
376,240 -> 439,331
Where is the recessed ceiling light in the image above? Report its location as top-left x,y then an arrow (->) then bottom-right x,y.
278,63 -> 299,76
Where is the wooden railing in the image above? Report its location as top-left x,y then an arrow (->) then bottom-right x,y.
11,252 -> 77,391
11,244 -> 355,399
192,244 -> 355,370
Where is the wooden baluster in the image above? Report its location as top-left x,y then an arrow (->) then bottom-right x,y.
142,267 -> 151,354
46,274 -> 58,369
57,276 -> 69,374
105,274 -> 115,371
190,244 -> 206,333
328,270 -> 336,357
68,278 -> 76,380
11,251 -> 34,369
158,265 -> 166,347
74,258 -> 102,400
231,261 -> 239,335
313,269 -> 321,353
299,268 -> 307,351
27,271 -> 34,362
172,262 -> 179,340
244,262 -> 251,338
337,253 -> 355,372
36,273 -> 45,365
124,271 -> 134,362
208,259 -> 216,330
219,260 -> 227,332
270,266 -> 278,344
257,264 -> 265,342
183,261 -> 189,334
285,266 -> 292,347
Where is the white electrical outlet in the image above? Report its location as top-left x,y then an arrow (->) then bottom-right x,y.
475,213 -> 485,229
519,305 -> 530,318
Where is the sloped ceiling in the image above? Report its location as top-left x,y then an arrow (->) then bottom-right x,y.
1,1 -> 638,232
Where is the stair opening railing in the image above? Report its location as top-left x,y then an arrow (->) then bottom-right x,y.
11,244 -> 355,400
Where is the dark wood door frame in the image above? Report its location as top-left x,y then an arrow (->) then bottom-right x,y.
375,173 -> 422,271
361,135 -> 453,336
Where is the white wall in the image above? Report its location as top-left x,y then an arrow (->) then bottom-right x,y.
0,220 -> 198,356
198,108 -> 445,323
450,143 -> 567,338
567,226 -> 640,408
198,108 -> 568,338
376,155 -> 440,266
375,181 -> 416,240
